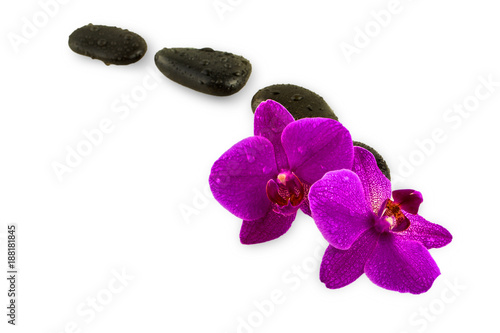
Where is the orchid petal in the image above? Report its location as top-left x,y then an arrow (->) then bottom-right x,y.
281,118 -> 353,185
254,100 -> 294,170
365,233 -> 440,294
398,213 -> 453,249
320,228 -> 379,289
209,136 -> 277,221
309,170 -> 374,250
240,209 -> 296,245
352,146 -> 392,214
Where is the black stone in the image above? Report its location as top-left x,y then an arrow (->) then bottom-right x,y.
251,84 -> 338,121
154,47 -> 252,96
68,24 -> 147,65
353,141 -> 391,180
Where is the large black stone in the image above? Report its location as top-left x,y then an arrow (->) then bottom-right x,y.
154,47 -> 251,96
68,24 -> 147,65
251,84 -> 338,121
353,141 -> 391,180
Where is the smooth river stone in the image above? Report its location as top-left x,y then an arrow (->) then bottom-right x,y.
251,84 -> 338,121
353,141 -> 391,180
68,24 -> 147,65
154,47 -> 251,96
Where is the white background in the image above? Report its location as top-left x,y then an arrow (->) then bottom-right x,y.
1,0 -> 499,332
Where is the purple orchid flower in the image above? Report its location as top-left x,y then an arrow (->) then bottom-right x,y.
209,100 -> 354,244
309,146 -> 452,294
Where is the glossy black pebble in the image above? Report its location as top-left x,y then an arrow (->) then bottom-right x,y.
353,141 -> 391,180
154,47 -> 252,96
68,24 -> 147,65
251,84 -> 338,121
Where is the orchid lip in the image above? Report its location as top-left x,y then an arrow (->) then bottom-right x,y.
376,198 -> 411,233
266,171 -> 305,209
266,179 -> 288,206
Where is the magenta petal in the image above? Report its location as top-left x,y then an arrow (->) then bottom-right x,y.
392,189 -> 423,215
309,170 -> 374,250
209,136 -> 278,221
254,100 -> 294,170
365,233 -> 441,294
320,228 -> 379,289
352,146 -> 392,214
281,118 -> 353,185
240,209 -> 296,245
398,213 -> 453,249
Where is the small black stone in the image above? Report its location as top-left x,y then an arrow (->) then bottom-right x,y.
154,47 -> 252,96
353,141 -> 391,180
68,24 -> 147,65
251,84 -> 338,121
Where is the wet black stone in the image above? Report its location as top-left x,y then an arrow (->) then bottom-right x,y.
154,47 -> 252,96
68,24 -> 147,65
353,141 -> 391,180
251,84 -> 338,121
